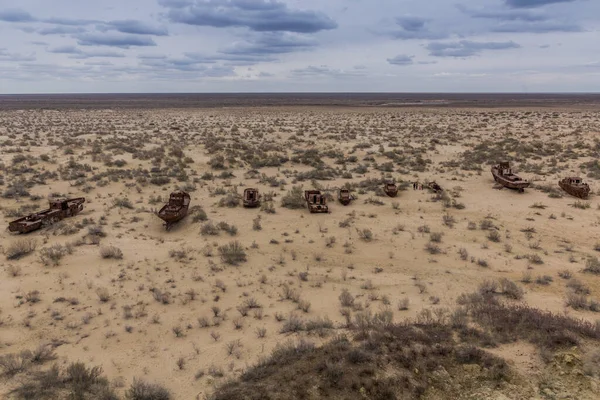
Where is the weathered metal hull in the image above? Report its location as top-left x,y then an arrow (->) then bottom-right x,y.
243,188 -> 260,208
384,185 -> 398,197
338,189 -> 352,206
305,190 -> 329,213
157,192 -> 190,230
307,204 -> 329,213
8,198 -> 85,234
559,180 -> 590,199
491,166 -> 530,191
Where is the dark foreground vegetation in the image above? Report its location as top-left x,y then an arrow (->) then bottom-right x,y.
211,295 -> 600,400
2,294 -> 599,399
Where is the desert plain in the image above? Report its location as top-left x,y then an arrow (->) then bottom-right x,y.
1,95 -> 600,399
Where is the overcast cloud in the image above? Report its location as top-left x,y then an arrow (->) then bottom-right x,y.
0,0 -> 598,93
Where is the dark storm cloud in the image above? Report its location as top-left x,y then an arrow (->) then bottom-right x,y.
492,20 -> 582,32
456,5 -> 547,21
504,0 -> 576,8
161,0 -> 337,33
42,17 -> 100,26
387,54 -> 414,66
427,40 -> 520,57
395,16 -> 427,32
105,20 -> 169,36
389,15 -> 447,40
38,26 -> 86,35
49,45 -> 125,58
221,32 -> 317,56
0,9 -> 36,22
76,33 -> 157,48
138,54 -> 236,76
457,4 -> 583,33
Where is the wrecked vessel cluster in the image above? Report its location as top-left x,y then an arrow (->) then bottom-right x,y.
6,162 -> 593,233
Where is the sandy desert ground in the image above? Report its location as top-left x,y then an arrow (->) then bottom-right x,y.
1,103 -> 600,399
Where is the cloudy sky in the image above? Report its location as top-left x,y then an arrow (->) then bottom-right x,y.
0,0 -> 599,93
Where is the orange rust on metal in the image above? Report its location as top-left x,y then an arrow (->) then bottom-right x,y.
157,191 -> 190,230
304,190 -> 329,213
243,188 -> 261,208
559,177 -> 590,199
8,197 -> 86,234
491,161 -> 530,193
338,188 -> 354,206
384,182 -> 398,197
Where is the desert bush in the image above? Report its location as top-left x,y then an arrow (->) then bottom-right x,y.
498,278 -> 524,300
280,313 -> 305,333
201,221 -> 220,236
126,378 -> 171,400
10,361 -> 116,399
566,278 -> 590,295
191,206 -> 208,222
96,287 -> 111,302
113,197 -> 133,209
356,228 -> 373,241
339,289 -> 354,307
535,275 -> 553,285
219,192 -> 240,208
281,186 -> 305,209
479,219 -> 495,230
442,214 -> 455,228
425,242 -> 441,254
219,241 -> 247,265
584,257 -> 600,274
565,292 -> 589,310
100,245 -> 123,259
39,244 -> 71,266
5,238 -> 37,260
571,201 -> 590,210
430,232 -> 443,243
217,221 -> 238,236
487,230 -> 501,243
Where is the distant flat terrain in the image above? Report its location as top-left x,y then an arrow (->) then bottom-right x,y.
1,92 -> 600,110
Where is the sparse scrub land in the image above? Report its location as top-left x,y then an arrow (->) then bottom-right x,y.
2,102 -> 600,400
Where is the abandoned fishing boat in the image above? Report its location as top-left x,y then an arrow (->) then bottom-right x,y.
559,177 -> 590,199
491,162 -> 530,192
8,197 -> 86,234
304,190 -> 329,213
243,188 -> 261,208
156,191 -> 190,230
338,188 -> 354,206
384,182 -> 398,197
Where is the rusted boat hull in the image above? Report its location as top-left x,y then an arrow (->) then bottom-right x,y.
384,185 -> 398,197
491,166 -> 530,192
338,189 -> 353,206
157,191 -> 190,230
8,197 -> 85,234
305,190 -> 329,213
243,188 -> 260,208
559,180 -> 590,199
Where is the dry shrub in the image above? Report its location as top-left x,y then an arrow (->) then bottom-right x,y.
100,245 -> 123,259
218,241 -> 247,265
5,238 -> 37,260
281,186 -> 305,209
